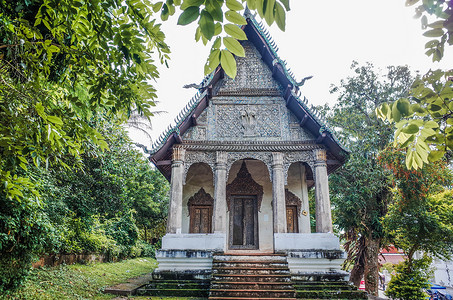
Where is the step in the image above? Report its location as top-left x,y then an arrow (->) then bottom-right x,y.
295,289 -> 368,299
145,281 -> 210,289
213,255 -> 287,262
136,288 -> 209,297
213,260 -> 288,268
211,281 -> 293,290
213,267 -> 290,275
209,297 -> 297,300
293,284 -> 355,291
210,288 -> 295,298
212,274 -> 292,282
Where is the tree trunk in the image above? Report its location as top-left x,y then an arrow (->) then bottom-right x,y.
350,263 -> 365,287
364,235 -> 381,296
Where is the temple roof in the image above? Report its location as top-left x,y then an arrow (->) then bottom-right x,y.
148,11 -> 349,180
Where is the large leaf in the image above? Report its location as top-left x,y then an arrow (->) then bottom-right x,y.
423,28 -> 444,37
177,6 -> 200,25
226,0 -> 243,11
264,0 -> 275,25
274,2 -> 286,31
223,37 -> 245,57
199,10 -> 215,40
220,49 -> 237,78
181,0 -> 204,10
225,10 -> 247,25
224,24 -> 247,40
206,0 -> 223,22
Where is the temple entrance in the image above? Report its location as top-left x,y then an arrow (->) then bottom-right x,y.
229,196 -> 258,250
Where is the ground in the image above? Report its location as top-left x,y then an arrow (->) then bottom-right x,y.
0,257 -> 204,300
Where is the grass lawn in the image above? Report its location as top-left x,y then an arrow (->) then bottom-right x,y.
1,257 -> 205,300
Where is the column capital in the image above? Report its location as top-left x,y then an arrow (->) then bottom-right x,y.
172,146 -> 186,163
216,151 -> 227,165
313,149 -> 327,162
271,152 -> 284,168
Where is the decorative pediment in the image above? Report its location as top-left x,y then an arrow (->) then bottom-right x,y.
187,188 -> 214,216
285,189 -> 302,215
226,161 -> 263,211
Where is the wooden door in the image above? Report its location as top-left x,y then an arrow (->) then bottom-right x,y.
286,205 -> 298,233
229,196 -> 258,249
189,205 -> 212,233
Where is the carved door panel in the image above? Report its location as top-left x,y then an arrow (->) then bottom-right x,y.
286,205 -> 298,233
189,206 -> 212,233
229,196 -> 258,249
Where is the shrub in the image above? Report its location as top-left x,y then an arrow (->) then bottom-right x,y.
385,256 -> 432,300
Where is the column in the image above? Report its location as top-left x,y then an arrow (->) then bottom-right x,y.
272,152 -> 287,233
313,149 -> 333,233
167,146 -> 185,234
213,151 -> 227,233
299,163 -> 311,233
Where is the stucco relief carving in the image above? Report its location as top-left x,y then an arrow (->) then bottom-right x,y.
283,151 -> 315,185
219,41 -> 281,92
241,106 -> 257,137
226,152 -> 272,183
187,188 -> 214,216
183,151 -> 215,184
215,104 -> 281,139
285,189 -> 302,216
226,161 -> 264,211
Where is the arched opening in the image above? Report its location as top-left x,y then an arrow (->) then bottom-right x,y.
286,162 -> 313,233
182,162 -> 214,234
226,159 -> 271,251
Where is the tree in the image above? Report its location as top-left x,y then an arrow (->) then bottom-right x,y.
0,0 -> 289,291
325,62 -> 413,295
378,147 -> 453,299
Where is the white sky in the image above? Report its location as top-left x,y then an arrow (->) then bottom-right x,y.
130,0 -> 453,147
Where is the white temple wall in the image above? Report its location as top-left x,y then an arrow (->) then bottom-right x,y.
227,160 -> 274,252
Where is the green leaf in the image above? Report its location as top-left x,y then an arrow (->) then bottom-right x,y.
212,37 -> 221,49
204,48 -> 221,74
392,102 -> 401,122
220,49 -> 237,78
199,10 -> 215,40
428,20 -> 445,29
47,115 -> 63,126
423,28 -> 444,37
402,124 -> 419,134
428,150 -> 445,162
181,0 -> 204,10
274,2 -> 286,31
226,0 -> 244,11
214,22 -> 222,35
246,0 -> 257,10
206,0 -> 223,22
224,24 -> 247,40
223,37 -> 245,57
279,0 -> 290,11
177,6 -> 200,25
264,0 -> 275,25
396,98 -> 411,116
405,0 -> 419,6
225,10 -> 247,25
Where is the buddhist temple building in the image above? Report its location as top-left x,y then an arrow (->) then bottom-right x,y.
146,11 -> 354,298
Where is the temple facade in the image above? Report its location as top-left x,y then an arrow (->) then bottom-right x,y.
148,11 -> 349,280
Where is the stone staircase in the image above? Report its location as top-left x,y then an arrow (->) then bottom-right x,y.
209,253 -> 297,300
135,270 -> 211,297
135,252 -> 368,299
